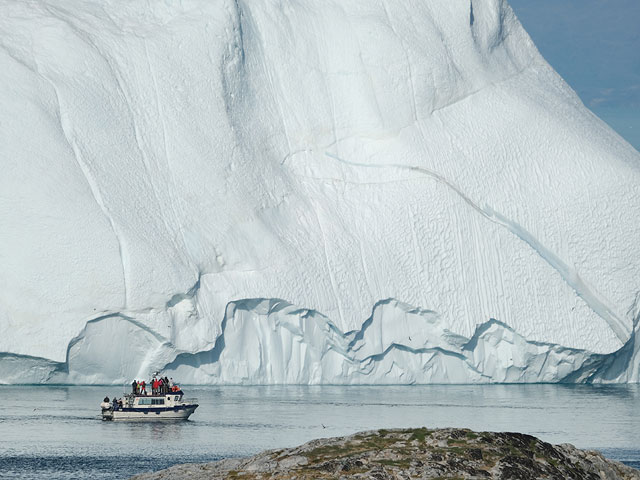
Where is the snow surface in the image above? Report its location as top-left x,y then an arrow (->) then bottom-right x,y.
1,0 -> 639,384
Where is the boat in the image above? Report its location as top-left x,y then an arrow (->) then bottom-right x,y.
100,385 -> 198,421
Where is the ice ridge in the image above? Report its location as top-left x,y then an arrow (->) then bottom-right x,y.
2,297 -> 639,385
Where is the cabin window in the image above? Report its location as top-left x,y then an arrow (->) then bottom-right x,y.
174,396 -> 179,401
138,398 -> 164,405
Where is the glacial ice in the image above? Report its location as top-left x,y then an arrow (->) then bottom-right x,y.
0,0 -> 639,384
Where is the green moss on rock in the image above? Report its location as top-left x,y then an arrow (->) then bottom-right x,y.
131,428 -> 640,480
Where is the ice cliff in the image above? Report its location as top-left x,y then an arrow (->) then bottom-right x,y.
1,0 -> 639,384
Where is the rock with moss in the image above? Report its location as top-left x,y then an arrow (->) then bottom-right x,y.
131,428 -> 640,479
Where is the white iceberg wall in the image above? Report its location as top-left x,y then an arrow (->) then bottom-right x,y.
120,297 -> 640,385
4,296 -> 640,385
1,0 -> 639,384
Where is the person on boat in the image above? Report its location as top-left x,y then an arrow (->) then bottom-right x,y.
132,380 -> 137,394
112,397 -> 118,411
164,377 -> 170,393
169,378 -> 174,388
118,398 -> 123,409
141,380 -> 147,395
159,377 -> 164,394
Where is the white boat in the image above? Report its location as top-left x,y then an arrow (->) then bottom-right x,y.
100,389 -> 198,421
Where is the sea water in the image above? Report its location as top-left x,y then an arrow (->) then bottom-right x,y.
0,384 -> 639,479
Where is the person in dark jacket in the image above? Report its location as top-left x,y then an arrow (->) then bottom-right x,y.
112,397 -> 118,410
132,380 -> 137,394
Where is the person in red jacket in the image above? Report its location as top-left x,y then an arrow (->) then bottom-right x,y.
140,380 -> 146,395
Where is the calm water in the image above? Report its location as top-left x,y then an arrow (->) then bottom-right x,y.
0,385 -> 639,479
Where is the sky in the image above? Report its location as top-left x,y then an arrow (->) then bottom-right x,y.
509,0 -> 640,151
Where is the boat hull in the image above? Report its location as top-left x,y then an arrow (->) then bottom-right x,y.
101,405 -> 198,421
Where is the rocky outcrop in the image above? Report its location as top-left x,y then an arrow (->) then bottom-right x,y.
131,428 -> 639,479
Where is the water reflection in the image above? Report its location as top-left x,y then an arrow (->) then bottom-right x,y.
116,421 -> 186,442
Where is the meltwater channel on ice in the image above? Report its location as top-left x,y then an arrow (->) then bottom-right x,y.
1,0 -> 639,386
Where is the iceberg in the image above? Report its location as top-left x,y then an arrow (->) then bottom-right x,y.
0,0 -> 639,384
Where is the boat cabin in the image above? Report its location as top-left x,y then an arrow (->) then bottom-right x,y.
101,388 -> 198,421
